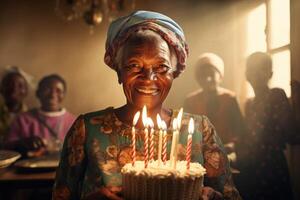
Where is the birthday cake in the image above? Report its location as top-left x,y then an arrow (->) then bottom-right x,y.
121,160 -> 206,200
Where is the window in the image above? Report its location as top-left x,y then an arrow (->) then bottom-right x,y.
246,0 -> 291,97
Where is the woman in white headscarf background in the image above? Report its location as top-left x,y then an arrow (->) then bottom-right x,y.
53,11 -> 241,200
184,53 -> 247,160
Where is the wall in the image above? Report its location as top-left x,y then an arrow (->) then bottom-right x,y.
0,0 -> 246,115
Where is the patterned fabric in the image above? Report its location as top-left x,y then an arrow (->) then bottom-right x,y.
0,102 -> 27,148
104,10 -> 189,77
53,107 -> 241,200
239,88 -> 296,200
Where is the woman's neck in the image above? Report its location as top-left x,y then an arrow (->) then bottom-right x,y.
115,104 -> 172,128
254,86 -> 269,98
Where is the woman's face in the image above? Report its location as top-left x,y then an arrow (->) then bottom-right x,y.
1,73 -> 28,104
37,79 -> 65,112
117,32 -> 176,110
196,64 -> 221,92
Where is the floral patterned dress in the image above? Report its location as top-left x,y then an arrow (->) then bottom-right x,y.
53,107 -> 241,200
240,88 -> 296,200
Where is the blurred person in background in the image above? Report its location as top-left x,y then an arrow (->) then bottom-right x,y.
0,66 -> 31,148
184,53 -> 246,164
240,52 -> 298,200
6,74 -> 75,157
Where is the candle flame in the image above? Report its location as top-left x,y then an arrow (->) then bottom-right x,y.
161,121 -> 167,130
177,108 -> 183,129
172,118 -> 178,130
142,106 -> 148,127
188,118 -> 194,134
157,114 -> 162,129
133,111 -> 140,126
147,117 -> 154,128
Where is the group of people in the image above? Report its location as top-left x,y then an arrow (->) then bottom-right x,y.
184,52 -> 299,199
0,10 -> 298,200
0,68 -> 75,157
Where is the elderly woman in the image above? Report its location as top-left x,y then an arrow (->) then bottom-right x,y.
184,53 -> 246,152
53,11 -> 241,200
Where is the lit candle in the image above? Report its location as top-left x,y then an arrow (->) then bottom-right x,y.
148,117 -> 154,162
173,108 -> 183,169
142,106 -> 149,168
161,121 -> 167,165
186,118 -> 194,171
157,114 -> 163,166
131,111 -> 140,166
170,118 -> 178,168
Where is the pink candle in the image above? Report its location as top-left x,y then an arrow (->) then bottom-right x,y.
148,118 -> 154,161
142,106 -> 149,168
161,121 -> 167,165
132,112 -> 140,166
186,118 -> 194,171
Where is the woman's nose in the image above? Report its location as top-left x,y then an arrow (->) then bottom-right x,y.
143,68 -> 157,81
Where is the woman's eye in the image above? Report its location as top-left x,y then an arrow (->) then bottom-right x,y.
125,64 -> 142,72
154,64 -> 171,73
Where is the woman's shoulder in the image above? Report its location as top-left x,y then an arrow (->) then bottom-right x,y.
82,107 -> 114,120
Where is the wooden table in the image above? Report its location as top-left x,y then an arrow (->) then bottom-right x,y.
0,167 -> 56,188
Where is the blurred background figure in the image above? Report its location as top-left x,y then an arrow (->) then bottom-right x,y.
240,52 -> 298,200
0,66 -> 31,149
184,53 -> 246,161
6,74 -> 75,157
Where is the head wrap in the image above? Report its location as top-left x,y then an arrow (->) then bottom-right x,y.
197,53 -> 224,77
104,10 -> 189,77
0,65 -> 35,89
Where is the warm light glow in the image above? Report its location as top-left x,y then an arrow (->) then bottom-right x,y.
161,121 -> 167,131
147,117 -> 154,128
133,111 -> 140,126
172,118 -> 178,130
176,108 -> 183,129
188,118 -> 194,134
269,0 -> 290,48
156,114 -> 162,129
246,3 -> 267,55
271,50 -> 291,97
142,106 -> 148,127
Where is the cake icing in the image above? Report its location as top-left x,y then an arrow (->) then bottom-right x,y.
122,160 -> 206,200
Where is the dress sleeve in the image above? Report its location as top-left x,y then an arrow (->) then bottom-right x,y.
201,116 -> 242,200
273,89 -> 299,144
53,115 -> 87,200
229,97 -> 247,143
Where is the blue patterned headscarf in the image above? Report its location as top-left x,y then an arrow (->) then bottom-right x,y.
104,10 -> 189,77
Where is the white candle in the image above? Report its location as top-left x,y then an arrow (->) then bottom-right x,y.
157,114 -> 163,166
131,111 -> 140,166
170,118 -> 178,168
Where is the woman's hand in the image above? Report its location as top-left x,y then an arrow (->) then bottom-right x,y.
14,136 -> 46,158
84,186 -> 124,200
201,187 -> 223,200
